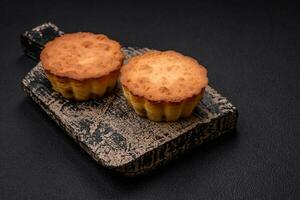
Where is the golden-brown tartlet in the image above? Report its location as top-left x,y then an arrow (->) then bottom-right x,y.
120,50 -> 208,121
40,32 -> 124,100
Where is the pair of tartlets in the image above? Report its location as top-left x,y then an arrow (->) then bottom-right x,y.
40,32 -> 208,121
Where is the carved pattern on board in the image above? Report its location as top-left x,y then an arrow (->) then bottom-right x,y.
22,47 -> 238,175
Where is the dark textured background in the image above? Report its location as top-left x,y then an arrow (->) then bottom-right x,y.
0,0 -> 299,199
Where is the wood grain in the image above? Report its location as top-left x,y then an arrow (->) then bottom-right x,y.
22,47 -> 238,176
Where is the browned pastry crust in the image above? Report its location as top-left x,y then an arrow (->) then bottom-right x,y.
40,32 -> 124,80
120,50 -> 208,103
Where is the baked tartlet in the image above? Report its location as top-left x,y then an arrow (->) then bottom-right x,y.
40,32 -> 124,100
120,50 -> 208,121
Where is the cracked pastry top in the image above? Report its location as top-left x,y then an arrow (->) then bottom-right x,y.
40,32 -> 124,80
120,50 -> 208,102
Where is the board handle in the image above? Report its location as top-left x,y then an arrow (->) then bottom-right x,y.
20,22 -> 64,61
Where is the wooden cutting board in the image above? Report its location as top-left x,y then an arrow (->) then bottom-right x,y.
21,23 -> 238,176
